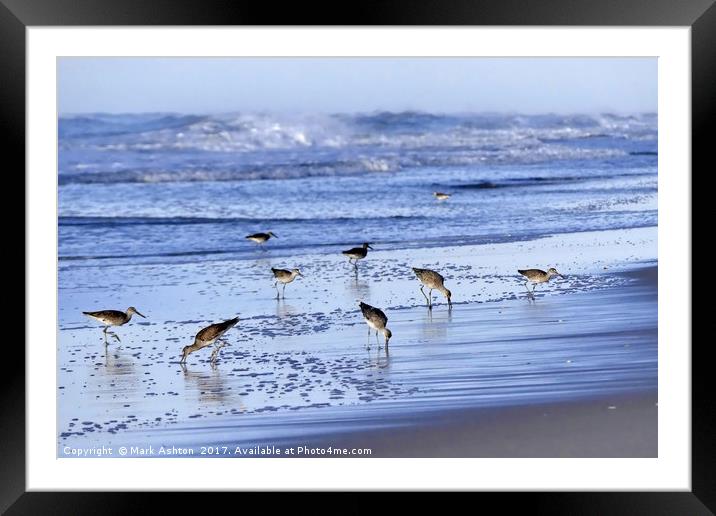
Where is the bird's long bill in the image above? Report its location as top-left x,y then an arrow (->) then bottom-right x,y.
136,310 -> 146,318
367,245 -> 374,250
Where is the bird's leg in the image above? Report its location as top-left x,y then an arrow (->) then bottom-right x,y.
210,340 -> 227,363
104,327 -> 120,342
366,329 -> 371,350
282,283 -> 287,299
274,281 -> 280,299
420,285 -> 430,307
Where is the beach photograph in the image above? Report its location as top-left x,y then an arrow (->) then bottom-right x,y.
57,57 -> 657,458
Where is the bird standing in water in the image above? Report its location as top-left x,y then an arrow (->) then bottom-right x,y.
180,317 -> 239,364
412,267 -> 452,309
342,243 -> 373,269
433,192 -> 451,201
83,306 -> 146,343
271,267 -> 303,299
518,267 -> 564,296
246,232 -> 277,249
358,301 -> 392,351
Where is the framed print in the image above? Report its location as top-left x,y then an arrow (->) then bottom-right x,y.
5,0 -> 712,512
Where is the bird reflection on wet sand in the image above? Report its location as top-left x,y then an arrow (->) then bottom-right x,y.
181,362 -> 232,404
421,306 -> 453,341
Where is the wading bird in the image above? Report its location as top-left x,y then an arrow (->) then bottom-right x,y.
271,267 -> 303,299
412,267 -> 452,309
342,243 -> 373,269
83,307 -> 146,343
180,317 -> 239,364
433,192 -> 451,200
518,267 -> 564,295
246,232 -> 277,248
359,301 -> 392,351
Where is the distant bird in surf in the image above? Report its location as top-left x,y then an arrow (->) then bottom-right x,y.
518,268 -> 564,294
433,192 -> 451,201
180,317 -> 239,364
83,307 -> 146,343
342,243 -> 373,269
246,232 -> 277,248
412,267 -> 452,309
358,301 -> 392,351
271,267 -> 303,299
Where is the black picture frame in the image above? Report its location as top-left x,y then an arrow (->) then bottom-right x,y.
4,0 -> 710,512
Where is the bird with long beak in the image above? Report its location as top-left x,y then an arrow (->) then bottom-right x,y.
342,243 -> 373,269
271,267 -> 303,299
82,306 -> 146,343
180,317 -> 239,364
412,267 -> 452,309
358,302 -> 392,351
517,267 -> 565,294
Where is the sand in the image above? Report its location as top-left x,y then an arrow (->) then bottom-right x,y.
58,227 -> 657,457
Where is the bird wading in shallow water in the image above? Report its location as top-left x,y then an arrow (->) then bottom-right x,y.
433,192 -> 451,201
342,243 -> 373,269
412,267 -> 452,309
271,267 -> 303,299
246,232 -> 277,249
518,267 -> 565,297
180,317 -> 239,364
359,301 -> 392,351
83,307 -> 146,343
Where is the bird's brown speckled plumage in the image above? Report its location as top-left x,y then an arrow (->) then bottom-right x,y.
412,268 -> 452,308
181,317 -> 239,363
83,307 -> 146,342
271,267 -> 302,298
195,317 -> 239,344
359,301 -> 392,348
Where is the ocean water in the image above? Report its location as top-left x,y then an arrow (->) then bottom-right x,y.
59,111 -> 657,267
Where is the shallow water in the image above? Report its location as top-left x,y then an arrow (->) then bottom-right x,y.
57,231 -> 657,455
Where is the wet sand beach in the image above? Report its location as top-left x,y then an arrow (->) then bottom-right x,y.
58,227 -> 657,457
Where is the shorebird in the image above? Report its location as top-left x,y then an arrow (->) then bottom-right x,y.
246,232 -> 277,248
518,267 -> 564,294
412,267 -> 452,309
271,267 -> 303,299
433,192 -> 451,201
342,243 -> 373,269
83,307 -> 145,342
358,301 -> 392,350
180,317 -> 239,364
